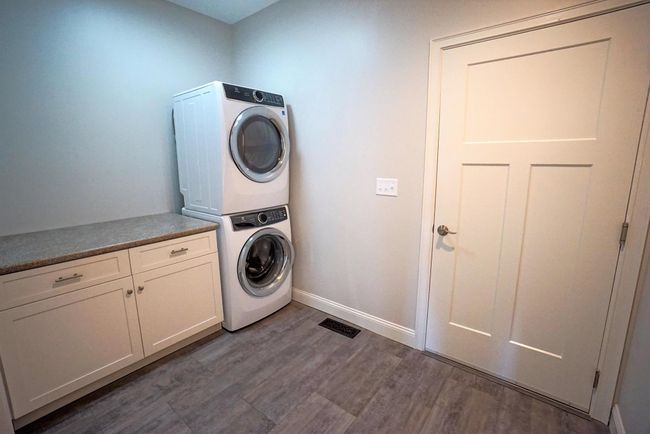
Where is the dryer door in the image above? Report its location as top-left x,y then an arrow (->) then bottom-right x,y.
230,106 -> 290,183
238,228 -> 294,297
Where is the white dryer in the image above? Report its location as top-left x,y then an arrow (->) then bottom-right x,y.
183,206 -> 293,331
173,81 -> 290,216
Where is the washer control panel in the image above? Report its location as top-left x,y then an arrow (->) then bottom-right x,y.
223,83 -> 285,108
231,207 -> 288,231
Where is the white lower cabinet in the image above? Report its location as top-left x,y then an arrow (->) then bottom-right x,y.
132,254 -> 223,357
0,232 -> 222,424
0,277 -> 143,417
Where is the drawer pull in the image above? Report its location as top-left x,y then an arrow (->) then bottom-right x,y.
54,273 -> 83,284
170,247 -> 189,256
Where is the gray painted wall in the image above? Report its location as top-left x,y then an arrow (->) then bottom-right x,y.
232,0 -> 588,329
0,0 -> 232,236
615,231 -> 650,434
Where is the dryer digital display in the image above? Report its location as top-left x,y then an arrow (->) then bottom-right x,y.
223,83 -> 285,107
231,207 -> 288,231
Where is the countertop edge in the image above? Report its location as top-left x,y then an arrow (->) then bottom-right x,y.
0,224 -> 218,276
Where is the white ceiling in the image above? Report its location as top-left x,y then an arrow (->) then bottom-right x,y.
166,0 -> 281,24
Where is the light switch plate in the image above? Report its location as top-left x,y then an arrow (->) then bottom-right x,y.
376,178 -> 398,196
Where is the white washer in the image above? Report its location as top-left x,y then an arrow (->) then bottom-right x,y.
173,81 -> 290,216
183,206 -> 293,331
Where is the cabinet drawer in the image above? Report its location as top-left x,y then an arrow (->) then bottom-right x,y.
0,277 -> 143,417
129,231 -> 217,274
133,254 -> 223,357
0,250 -> 131,310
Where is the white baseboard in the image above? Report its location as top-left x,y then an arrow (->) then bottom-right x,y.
292,287 -> 416,347
609,404 -> 626,434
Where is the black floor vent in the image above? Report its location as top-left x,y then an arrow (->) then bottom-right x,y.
319,318 -> 361,339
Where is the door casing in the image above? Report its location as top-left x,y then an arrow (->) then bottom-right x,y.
415,0 -> 650,423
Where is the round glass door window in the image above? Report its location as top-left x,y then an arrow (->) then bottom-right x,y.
238,228 -> 294,297
230,106 -> 290,183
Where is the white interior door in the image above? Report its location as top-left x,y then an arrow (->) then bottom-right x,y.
426,5 -> 650,411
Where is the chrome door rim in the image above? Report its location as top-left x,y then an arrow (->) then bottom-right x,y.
237,227 -> 294,297
229,106 -> 290,183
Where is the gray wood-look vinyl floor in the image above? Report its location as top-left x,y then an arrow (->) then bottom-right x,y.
19,302 -> 608,434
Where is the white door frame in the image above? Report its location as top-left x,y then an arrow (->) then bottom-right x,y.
415,0 -> 650,423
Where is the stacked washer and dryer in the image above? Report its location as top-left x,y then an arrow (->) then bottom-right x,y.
172,82 -> 294,331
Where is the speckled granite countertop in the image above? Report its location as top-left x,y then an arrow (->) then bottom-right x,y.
0,213 -> 217,275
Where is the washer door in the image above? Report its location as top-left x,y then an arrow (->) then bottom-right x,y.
230,106 -> 290,183
238,228 -> 294,297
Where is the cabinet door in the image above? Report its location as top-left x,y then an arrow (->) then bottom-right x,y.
133,254 -> 223,357
0,277 -> 143,417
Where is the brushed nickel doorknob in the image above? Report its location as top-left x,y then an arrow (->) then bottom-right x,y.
437,225 -> 457,236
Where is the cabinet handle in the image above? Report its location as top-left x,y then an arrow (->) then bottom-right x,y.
137,286 -> 144,292
54,273 -> 83,284
170,247 -> 189,255
126,289 -> 134,295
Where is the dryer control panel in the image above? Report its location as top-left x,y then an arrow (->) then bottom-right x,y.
223,83 -> 285,108
231,207 -> 288,231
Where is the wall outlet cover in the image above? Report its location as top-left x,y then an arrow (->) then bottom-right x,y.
376,178 -> 398,196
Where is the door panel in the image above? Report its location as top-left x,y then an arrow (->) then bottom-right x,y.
464,40 -> 609,143
449,164 -> 509,336
509,165 -> 591,358
426,5 -> 650,410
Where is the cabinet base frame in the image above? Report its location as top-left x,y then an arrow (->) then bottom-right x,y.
11,324 -> 222,430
